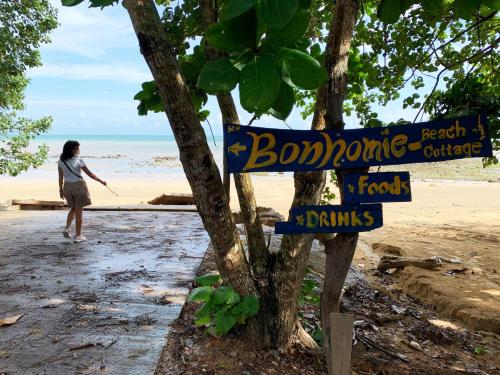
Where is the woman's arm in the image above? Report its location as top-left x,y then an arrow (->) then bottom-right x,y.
58,167 -> 64,199
82,166 -> 107,185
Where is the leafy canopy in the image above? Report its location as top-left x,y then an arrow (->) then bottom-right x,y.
63,0 -> 499,163
0,0 -> 57,176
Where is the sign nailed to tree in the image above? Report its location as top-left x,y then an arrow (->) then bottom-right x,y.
275,204 -> 383,234
224,114 -> 492,173
343,172 -> 412,204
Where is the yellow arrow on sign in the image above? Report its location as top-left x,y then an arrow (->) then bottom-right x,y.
228,142 -> 247,156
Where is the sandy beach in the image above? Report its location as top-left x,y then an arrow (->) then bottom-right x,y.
1,137 -> 500,334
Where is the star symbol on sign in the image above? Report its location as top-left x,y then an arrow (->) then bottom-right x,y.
348,184 -> 355,193
296,215 -> 305,226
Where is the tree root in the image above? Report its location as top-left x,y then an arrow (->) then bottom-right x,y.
289,320 -> 321,354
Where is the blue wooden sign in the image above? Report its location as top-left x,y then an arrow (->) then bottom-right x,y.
225,114 -> 492,173
343,172 -> 412,204
274,204 -> 383,234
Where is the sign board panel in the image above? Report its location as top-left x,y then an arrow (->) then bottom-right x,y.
224,114 -> 492,173
274,204 -> 383,234
343,172 -> 412,204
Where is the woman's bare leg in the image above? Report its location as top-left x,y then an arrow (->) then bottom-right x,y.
75,208 -> 83,236
66,208 -> 75,229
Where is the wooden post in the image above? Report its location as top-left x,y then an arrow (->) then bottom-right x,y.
329,312 -> 354,375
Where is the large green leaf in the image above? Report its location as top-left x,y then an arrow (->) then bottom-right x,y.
273,48 -> 327,90
377,0 -> 415,24
269,82 -> 294,120
231,296 -> 260,318
212,286 -> 240,305
483,0 -> 500,11
222,0 -> 257,20
197,58 -> 240,93
453,0 -> 481,19
61,0 -> 84,5
421,0 -> 445,15
214,311 -> 237,335
268,9 -> 310,45
239,55 -> 282,114
89,0 -> 119,8
195,273 -> 222,287
188,286 -> 213,302
205,10 -> 256,52
258,0 -> 299,28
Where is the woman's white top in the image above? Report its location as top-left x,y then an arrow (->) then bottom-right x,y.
58,157 -> 86,183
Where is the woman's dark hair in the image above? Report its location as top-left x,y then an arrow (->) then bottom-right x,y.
60,140 -> 80,161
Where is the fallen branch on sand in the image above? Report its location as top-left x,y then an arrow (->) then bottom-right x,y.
377,255 -> 461,272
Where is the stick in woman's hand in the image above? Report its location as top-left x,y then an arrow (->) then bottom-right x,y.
105,185 -> 119,196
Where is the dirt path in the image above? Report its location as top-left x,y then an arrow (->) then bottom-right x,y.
0,210 -> 208,374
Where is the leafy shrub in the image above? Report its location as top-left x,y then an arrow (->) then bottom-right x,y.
187,273 -> 260,336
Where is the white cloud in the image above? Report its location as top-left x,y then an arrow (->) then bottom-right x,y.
45,0 -> 137,59
28,62 -> 151,82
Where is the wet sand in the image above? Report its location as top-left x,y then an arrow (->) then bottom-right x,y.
0,210 -> 208,374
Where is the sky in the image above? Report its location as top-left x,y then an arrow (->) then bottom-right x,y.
23,0 -> 418,136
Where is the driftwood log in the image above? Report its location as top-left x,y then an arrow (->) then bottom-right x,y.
377,255 -> 445,271
148,193 -> 195,205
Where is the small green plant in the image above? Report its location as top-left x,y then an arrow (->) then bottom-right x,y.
320,171 -> 338,205
473,346 -> 487,356
299,268 -> 321,306
187,273 -> 260,336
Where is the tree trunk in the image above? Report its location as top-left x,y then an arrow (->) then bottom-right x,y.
321,0 -> 359,371
122,0 -> 256,297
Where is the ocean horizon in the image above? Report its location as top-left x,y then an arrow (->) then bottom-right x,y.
36,134 -> 224,143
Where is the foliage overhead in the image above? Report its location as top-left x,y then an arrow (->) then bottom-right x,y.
0,0 -> 57,176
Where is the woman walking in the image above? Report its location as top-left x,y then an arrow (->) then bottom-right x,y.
58,140 -> 107,243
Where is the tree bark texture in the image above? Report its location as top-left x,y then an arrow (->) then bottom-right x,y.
123,0 -> 256,297
321,0 -> 359,371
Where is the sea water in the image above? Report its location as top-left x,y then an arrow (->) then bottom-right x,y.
1,134 -> 225,181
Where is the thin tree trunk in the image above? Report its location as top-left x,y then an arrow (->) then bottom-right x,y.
268,31 -> 336,350
215,90 -> 268,280
320,0 -> 359,371
122,0 -> 256,297
199,1 -> 268,279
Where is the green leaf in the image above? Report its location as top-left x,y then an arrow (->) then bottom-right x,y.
421,0 -> 445,15
134,81 -> 163,116
180,61 -> 199,82
483,0 -> 500,10
268,9 -> 310,45
269,82 -> 294,120
195,273 -> 222,287
377,0 -> 415,24
274,48 -> 327,89
194,301 -> 212,317
239,55 -> 282,114
222,0 -> 257,20
61,0 -> 85,5
188,286 -> 213,302
212,286 -> 240,305
197,58 -> 240,93
258,0 -> 299,28
89,0 -> 119,8
194,314 -> 211,326
453,0 -> 481,19
205,10 -> 256,52
232,295 -> 260,316
214,311 -> 237,335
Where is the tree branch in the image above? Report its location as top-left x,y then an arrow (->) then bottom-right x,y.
199,0 -> 268,280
